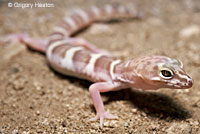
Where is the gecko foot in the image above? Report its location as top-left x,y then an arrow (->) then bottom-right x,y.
89,110 -> 118,128
0,33 -> 28,45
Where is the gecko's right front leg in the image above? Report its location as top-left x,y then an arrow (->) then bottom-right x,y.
88,81 -> 124,128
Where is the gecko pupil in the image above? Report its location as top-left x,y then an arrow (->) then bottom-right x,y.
161,70 -> 172,77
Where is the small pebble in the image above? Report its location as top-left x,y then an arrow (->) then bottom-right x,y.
33,81 -> 43,90
124,122 -> 129,127
36,110 -> 40,115
62,121 -> 67,127
42,118 -> 49,126
63,129 -> 68,134
131,108 -> 137,113
12,78 -> 27,90
12,129 -> 18,134
22,131 -> 29,134
193,121 -> 199,126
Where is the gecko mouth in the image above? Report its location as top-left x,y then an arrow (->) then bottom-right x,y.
167,80 -> 193,89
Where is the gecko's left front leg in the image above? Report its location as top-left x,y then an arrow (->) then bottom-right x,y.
89,81 -> 124,128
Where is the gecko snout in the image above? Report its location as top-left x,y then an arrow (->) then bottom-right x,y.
187,79 -> 193,88
181,76 -> 193,88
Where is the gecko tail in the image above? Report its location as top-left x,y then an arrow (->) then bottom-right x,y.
21,35 -> 48,53
48,4 -> 143,43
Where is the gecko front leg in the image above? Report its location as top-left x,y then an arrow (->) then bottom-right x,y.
89,81 -> 124,128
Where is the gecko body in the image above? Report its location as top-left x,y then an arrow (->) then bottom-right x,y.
2,4 -> 193,128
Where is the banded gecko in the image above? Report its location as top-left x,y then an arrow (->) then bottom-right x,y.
2,4 -> 193,128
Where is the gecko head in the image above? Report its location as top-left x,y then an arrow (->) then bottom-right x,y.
134,56 -> 193,89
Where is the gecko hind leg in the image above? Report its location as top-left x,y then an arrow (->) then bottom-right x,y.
22,36 -> 48,53
0,33 -> 48,53
0,33 -> 26,45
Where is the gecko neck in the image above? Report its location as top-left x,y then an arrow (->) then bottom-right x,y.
113,60 -> 162,90
113,60 -> 136,81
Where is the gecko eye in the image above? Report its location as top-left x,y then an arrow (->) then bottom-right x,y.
160,69 -> 173,79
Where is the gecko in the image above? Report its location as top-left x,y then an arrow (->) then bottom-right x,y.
2,4 -> 193,128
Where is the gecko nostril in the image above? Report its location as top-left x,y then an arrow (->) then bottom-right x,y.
187,80 -> 193,87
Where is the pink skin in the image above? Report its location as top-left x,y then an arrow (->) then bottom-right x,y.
88,82 -> 123,128
115,56 -> 193,90
0,33 -> 27,45
0,33 -> 47,53
62,38 -> 112,56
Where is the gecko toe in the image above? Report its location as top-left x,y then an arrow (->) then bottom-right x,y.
88,111 -> 118,128
88,115 -> 99,122
105,112 -> 118,119
100,116 -> 104,128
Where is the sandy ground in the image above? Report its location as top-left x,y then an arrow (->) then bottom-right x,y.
0,0 -> 200,133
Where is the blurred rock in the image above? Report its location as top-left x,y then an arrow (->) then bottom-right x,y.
179,25 -> 200,38
89,24 -> 112,34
